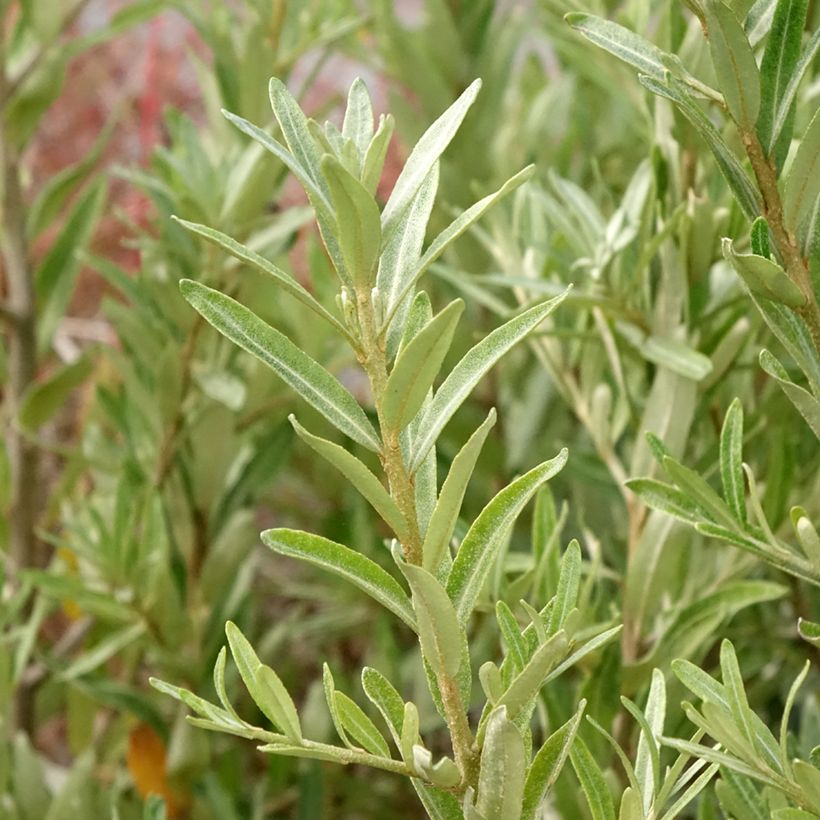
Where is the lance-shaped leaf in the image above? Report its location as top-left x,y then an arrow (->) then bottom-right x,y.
180,280 -> 380,451
770,28 -> 820,148
521,701 -> 586,820
783,107 -> 820,237
225,621 -> 302,741
262,529 -> 416,630
447,450 -> 569,624
172,217 -> 350,339
571,737 -> 616,820
565,13 -> 668,79
268,78 -> 326,192
662,457 -> 735,526
342,78 -> 374,158
638,76 -> 760,219
381,79 -> 481,240
722,238 -> 806,307
720,399 -> 746,522
759,349 -> 820,439
334,691 -> 391,757
626,478 -> 706,523
495,631 -> 567,722
757,0 -> 808,153
322,154 -> 381,288
634,669 -> 666,812
289,416 -> 407,540
719,640 -> 758,753
704,0 -> 760,129
548,540 -> 582,635
399,562 -> 466,680
149,677 -> 241,729
323,664 -> 353,748
410,292 -> 570,472
385,166 -> 536,321
382,298 -> 464,430
475,707 -> 526,820
362,113 -> 395,195
423,409 -> 497,574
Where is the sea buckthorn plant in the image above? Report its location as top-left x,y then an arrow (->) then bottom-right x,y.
151,77 -> 631,818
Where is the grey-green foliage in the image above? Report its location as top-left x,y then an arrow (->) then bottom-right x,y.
152,76 -> 626,818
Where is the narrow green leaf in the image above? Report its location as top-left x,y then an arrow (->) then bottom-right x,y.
447,450 -> 569,624
625,478 -> 707,523
751,217 -> 771,258
411,292 -> 570,472
543,625 -> 623,685
180,280 -> 380,451
719,640 -> 757,754
521,701 -> 586,820
704,0 -> 760,128
399,562 -> 466,679
722,238 -> 806,307
759,349 -> 820,439
381,80 -> 481,240
634,670 -> 666,813
780,661 -> 810,774
496,631 -> 568,721
149,678 -> 237,727
289,416 -> 407,540
565,13 -> 668,79
361,114 -> 395,195
641,337 -> 713,381
400,702 -> 420,766
386,166 -> 536,318
361,666 -> 405,747
324,664 -> 353,748
322,154 -> 381,288
662,456 -> 736,526
571,737 -> 617,820
638,75 -> 760,218
382,298 -> 465,430
225,621 -> 301,741
548,540 -> 582,635
423,408 -> 497,574
19,354 -> 93,432
476,707 -> 526,820
172,217 -> 350,338
783,107 -> 820,237
770,28 -> 820,149
496,601 -> 527,672
720,399 -> 746,522
334,691 -> 391,757
757,0 -> 808,153
262,529 -> 416,629
342,78 -> 374,158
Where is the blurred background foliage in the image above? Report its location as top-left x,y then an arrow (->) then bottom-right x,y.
1,0 -> 820,817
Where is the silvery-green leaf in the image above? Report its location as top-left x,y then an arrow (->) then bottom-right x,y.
759,349 -> 820,439
399,562 -> 466,679
262,529 -> 416,629
410,292 -> 570,472
149,678 -> 238,728
495,631 -> 567,721
571,737 -> 616,820
268,78 -> 326,192
634,669 -> 665,812
770,28 -> 820,149
783,107 -> 820,240
381,79 -> 481,240
704,0 -> 760,128
548,540 -> 582,635
662,456 -> 736,527
476,707 -> 526,820
382,298 -> 464,430
172,217 -> 349,338
543,625 -> 622,686
342,78 -> 374,158
180,280 -> 381,451
720,399 -> 746,522
520,701 -> 586,820
638,75 -> 760,218
386,166 -> 536,319
322,154 -> 381,288
224,622 -> 302,741
757,0 -> 808,153
333,691 -> 391,757
718,640 -> 757,753
722,238 -> 806,307
495,600 -> 527,672
423,409 -> 497,574
447,450 -> 568,624
362,114 -> 395,194
361,666 -> 405,746
324,664 -> 353,748
400,701 -> 420,767
289,416 -> 407,540
624,478 -> 706,523
640,337 -> 713,381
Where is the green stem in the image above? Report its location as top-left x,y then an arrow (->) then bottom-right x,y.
354,286 -> 480,791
